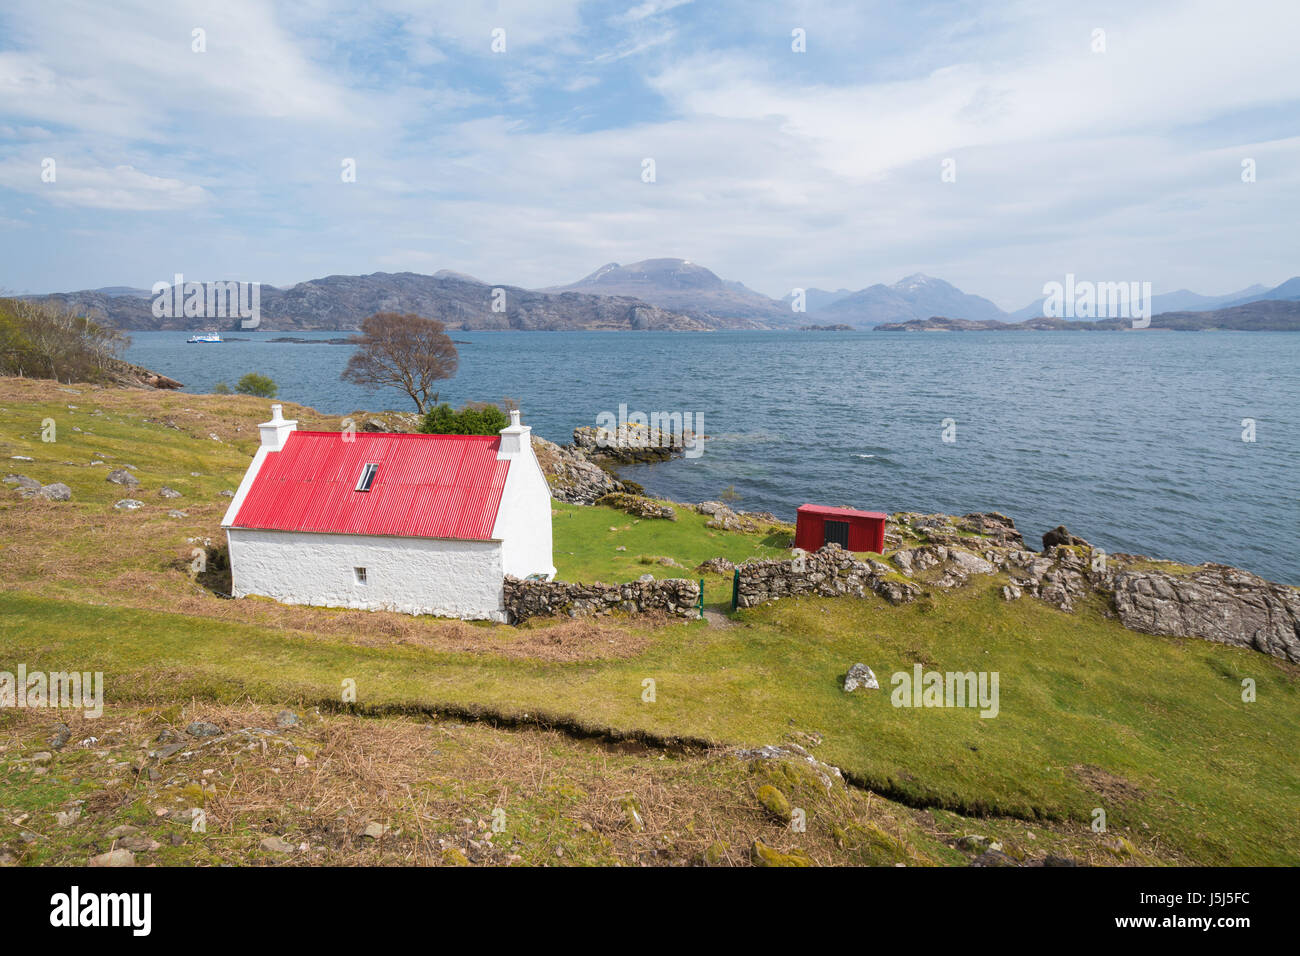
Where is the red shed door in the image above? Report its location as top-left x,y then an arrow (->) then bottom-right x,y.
824,520 -> 850,548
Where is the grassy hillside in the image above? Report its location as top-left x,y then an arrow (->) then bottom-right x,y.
1,377 -> 1296,866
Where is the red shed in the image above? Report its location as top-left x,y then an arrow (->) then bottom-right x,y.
795,504 -> 887,554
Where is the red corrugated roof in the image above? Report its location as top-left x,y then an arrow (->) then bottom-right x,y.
230,431 -> 510,540
797,503 -> 888,520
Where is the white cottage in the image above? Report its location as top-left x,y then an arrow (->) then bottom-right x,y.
221,404 -> 555,621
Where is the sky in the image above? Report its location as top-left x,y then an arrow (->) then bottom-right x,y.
0,0 -> 1296,309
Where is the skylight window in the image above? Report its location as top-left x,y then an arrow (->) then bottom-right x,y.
355,462 -> 379,492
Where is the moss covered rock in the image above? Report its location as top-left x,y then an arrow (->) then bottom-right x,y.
756,784 -> 792,824
441,847 -> 470,866
750,838 -> 812,867
618,794 -> 645,831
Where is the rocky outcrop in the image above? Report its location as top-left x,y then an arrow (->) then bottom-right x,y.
885,511 -> 1300,661
99,357 -> 183,389
735,544 -> 921,608
958,512 -> 1026,548
572,421 -> 698,464
696,504 -> 774,535
532,435 -> 626,504
1043,525 -> 1090,550
504,576 -> 700,622
352,411 -> 422,433
1112,566 -> 1300,663
595,493 -> 676,520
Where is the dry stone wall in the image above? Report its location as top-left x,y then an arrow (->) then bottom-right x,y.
735,544 -> 921,608
504,575 -> 700,622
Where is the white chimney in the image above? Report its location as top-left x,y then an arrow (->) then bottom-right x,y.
497,407 -> 530,459
258,403 -> 297,451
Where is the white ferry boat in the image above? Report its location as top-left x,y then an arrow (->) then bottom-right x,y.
186,331 -> 224,344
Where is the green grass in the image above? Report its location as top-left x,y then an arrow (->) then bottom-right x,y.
2,378 -> 1298,866
551,499 -> 789,585
2,582 -> 1295,864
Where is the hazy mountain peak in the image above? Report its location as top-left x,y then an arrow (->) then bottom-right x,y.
432,269 -> 487,284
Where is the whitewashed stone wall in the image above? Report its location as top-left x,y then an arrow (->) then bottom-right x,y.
227,528 -> 507,621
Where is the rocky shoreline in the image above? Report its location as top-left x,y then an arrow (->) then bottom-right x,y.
530,438 -> 1299,660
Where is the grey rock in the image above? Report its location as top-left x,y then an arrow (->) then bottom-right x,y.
595,493 -> 677,521
48,722 -> 71,750
38,483 -> 72,501
947,548 -> 995,575
970,849 -> 1017,867
1112,566 -> 1300,663
158,486 -> 183,498
114,498 -> 143,510
106,468 -> 139,488
274,709 -> 300,729
843,663 -> 879,692
6,474 -> 40,490
1042,525 -> 1089,550
186,720 -> 222,738
88,848 -> 135,867
260,836 -> 296,854
119,836 -> 162,853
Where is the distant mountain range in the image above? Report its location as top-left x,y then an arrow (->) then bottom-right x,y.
875,300 -> 1300,333
788,273 -> 1006,326
30,271 -> 717,332
22,258 -> 1300,332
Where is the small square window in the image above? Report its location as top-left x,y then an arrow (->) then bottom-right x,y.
355,463 -> 379,492
354,567 -> 367,585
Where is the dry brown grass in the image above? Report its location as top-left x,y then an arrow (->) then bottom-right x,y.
0,701 -> 939,866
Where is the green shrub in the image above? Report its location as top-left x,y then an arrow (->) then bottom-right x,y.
419,402 -> 510,435
235,372 -> 277,398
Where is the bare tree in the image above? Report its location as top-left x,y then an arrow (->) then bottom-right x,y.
341,312 -> 459,413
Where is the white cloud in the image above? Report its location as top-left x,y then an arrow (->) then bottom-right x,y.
0,160 -> 209,210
